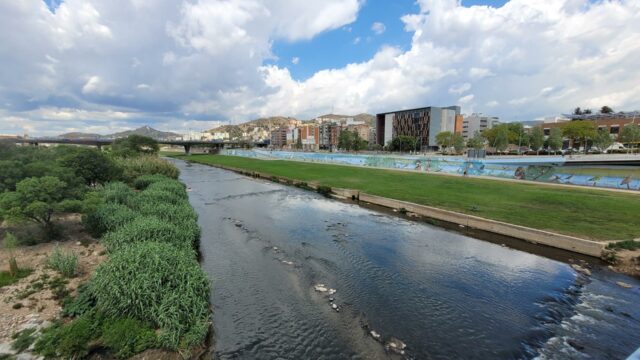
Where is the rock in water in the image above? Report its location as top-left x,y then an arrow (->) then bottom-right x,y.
616,281 -> 633,289
386,337 -> 407,355
370,330 -> 381,341
314,284 -> 328,292
571,264 -> 592,276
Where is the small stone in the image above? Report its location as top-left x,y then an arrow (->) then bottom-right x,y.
329,297 -> 335,302
0,342 -> 16,355
328,289 -> 337,295
75,241 -> 82,246
281,260 -> 294,265
234,223 -> 242,227
616,281 -> 633,289
314,284 -> 328,292
370,330 -> 381,340
501,244 -> 507,247
571,264 -> 592,276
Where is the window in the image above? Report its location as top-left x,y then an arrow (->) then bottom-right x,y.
610,126 -> 620,134
543,128 -> 550,135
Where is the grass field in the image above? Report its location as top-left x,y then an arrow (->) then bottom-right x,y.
171,154 -> 640,241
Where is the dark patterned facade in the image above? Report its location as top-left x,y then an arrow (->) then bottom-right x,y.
392,109 -> 431,148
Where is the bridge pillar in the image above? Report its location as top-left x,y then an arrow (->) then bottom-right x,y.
184,144 -> 191,155
96,143 -> 102,151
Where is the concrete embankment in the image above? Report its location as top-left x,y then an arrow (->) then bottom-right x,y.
191,162 -> 608,258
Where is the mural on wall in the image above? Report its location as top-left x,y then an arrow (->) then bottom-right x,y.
222,149 -> 640,191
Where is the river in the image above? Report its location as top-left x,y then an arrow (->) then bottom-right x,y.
173,159 -> 640,360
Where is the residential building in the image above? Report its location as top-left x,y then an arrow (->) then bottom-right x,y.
345,124 -> 370,141
319,123 -> 341,150
297,125 -> 320,151
270,127 -> 288,148
461,113 -> 500,140
541,116 -> 638,139
375,106 -> 461,150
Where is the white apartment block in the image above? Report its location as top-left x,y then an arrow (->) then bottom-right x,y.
461,113 -> 500,139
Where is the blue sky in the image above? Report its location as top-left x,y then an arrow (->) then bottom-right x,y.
0,0 -> 638,135
271,0 -> 508,80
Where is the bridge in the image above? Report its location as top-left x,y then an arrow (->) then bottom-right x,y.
16,138 -> 269,154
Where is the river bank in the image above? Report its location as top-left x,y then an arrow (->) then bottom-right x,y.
173,159 -> 640,359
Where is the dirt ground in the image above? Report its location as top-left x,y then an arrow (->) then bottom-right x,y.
612,249 -> 640,278
0,214 -> 107,343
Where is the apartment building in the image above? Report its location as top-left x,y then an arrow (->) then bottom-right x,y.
461,113 -> 500,139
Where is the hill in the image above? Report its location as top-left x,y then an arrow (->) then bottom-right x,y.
107,126 -> 182,140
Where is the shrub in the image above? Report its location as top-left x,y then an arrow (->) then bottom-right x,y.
607,239 -> 640,251
135,201 -> 198,225
63,282 -> 96,317
82,203 -> 138,238
115,156 -> 179,183
102,182 -> 134,205
101,216 -> 199,252
34,316 -> 94,359
101,318 -> 157,359
47,245 -> 78,278
91,242 -> 210,349
129,188 -> 188,208
133,174 -> 171,190
146,180 -> 187,198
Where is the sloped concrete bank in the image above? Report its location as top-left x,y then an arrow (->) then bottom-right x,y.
189,162 -> 608,258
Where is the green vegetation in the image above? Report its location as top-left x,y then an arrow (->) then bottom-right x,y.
1,137 -> 210,356
101,318 -> 157,359
111,134 -> 160,158
174,154 -> 640,241
47,245 -> 78,278
387,135 -> 418,152
11,328 -> 37,353
338,129 -> 368,151
435,131 -> 465,154
101,216 -> 199,252
0,268 -> 32,288
607,240 -> 640,251
92,242 -> 209,349
115,155 -> 180,182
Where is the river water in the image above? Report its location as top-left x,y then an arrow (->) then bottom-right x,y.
174,160 -> 640,360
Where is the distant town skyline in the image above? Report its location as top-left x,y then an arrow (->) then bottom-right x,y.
1,0 -> 639,136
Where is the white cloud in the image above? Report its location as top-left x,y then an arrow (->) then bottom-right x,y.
291,57 -> 299,65
353,36 -> 361,45
1,0 -> 640,135
371,22 -> 386,35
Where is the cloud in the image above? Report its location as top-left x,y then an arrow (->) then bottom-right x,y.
353,36 -> 361,45
1,0 -> 640,135
371,21 -> 386,35
291,57 -> 299,65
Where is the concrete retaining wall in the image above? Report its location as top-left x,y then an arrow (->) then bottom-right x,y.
192,161 -> 607,258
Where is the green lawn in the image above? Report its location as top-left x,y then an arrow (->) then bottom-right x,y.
172,154 -> 640,241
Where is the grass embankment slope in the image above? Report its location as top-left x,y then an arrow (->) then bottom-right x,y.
172,154 -> 640,241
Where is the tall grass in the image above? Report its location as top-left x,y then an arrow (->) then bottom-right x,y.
115,156 -> 179,183
47,245 -> 78,278
101,216 -> 199,252
91,242 -> 210,349
82,203 -> 139,238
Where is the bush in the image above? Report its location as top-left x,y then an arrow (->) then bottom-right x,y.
91,242 -> 210,349
34,316 -> 95,359
115,156 -> 179,183
135,201 -> 198,225
102,182 -> 134,205
146,180 -> 187,198
82,203 -> 138,238
63,282 -> 96,317
607,240 -> 640,251
101,318 -> 157,359
129,188 -> 188,208
47,245 -> 78,278
101,216 -> 199,252
133,174 -> 171,190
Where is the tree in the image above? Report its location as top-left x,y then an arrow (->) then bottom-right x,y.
592,129 -> 613,152
0,160 -> 24,193
295,135 -> 303,150
0,176 -> 69,238
529,127 -> 545,154
620,124 -> 640,153
112,135 -> 159,157
573,107 -> 583,115
600,106 -> 614,114
547,128 -> 563,154
583,109 -> 592,114
436,131 -> 454,154
562,121 -> 596,153
338,130 -> 353,151
389,136 -> 417,152
467,131 -> 485,151
493,126 -> 509,152
59,147 -> 121,186
452,134 -> 465,154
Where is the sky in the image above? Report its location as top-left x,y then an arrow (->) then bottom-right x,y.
1,0 -> 639,136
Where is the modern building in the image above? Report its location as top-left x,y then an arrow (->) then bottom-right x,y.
375,106 -> 461,150
461,113 -> 500,139
541,116 -> 638,139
